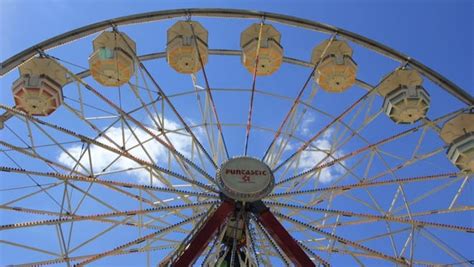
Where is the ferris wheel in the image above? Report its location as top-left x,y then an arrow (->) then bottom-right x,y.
0,8 -> 473,266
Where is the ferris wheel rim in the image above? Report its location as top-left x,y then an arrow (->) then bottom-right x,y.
0,8 -> 472,105
1,8 -> 473,266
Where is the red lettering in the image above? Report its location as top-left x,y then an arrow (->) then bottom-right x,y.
224,169 -> 269,176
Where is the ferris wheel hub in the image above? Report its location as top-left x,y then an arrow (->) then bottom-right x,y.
217,157 -> 274,202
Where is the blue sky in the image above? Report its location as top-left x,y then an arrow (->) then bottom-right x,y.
0,0 -> 473,266
1,0 -> 473,91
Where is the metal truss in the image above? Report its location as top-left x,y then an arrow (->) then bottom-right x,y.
0,8 -> 472,267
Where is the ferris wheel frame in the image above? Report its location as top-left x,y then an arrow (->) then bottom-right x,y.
0,8 -> 472,267
0,8 -> 472,105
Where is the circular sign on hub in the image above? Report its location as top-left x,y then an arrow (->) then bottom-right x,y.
217,157 -> 274,202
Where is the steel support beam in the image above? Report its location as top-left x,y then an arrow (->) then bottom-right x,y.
251,201 -> 317,267
167,201 -> 235,266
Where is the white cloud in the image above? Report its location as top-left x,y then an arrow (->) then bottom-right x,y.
299,138 -> 344,183
297,131 -> 345,183
267,129 -> 345,184
58,117 -> 193,184
296,113 -> 347,182
300,113 -> 315,136
58,114 -> 345,185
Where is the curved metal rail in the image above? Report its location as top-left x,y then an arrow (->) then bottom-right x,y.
0,8 -> 472,104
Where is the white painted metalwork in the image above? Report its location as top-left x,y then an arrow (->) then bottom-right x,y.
0,9 -> 472,266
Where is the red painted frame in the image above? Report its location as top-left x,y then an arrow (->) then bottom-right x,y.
170,201 -> 235,266
255,209 -> 315,267
168,200 -> 316,266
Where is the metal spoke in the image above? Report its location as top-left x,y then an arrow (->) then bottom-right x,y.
262,34 -> 337,163
0,240 -> 60,257
272,88 -> 374,173
45,55 -> 216,187
0,105 -> 217,193
117,28 -> 220,169
265,202 -> 474,233
75,211 -> 206,266
275,212 -> 409,265
243,21 -> 264,156
268,172 -> 467,198
187,21 -> 231,161
251,215 -> 291,266
0,201 -> 215,231
276,107 -> 468,187
0,166 -> 218,198
1,8 -> 472,266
